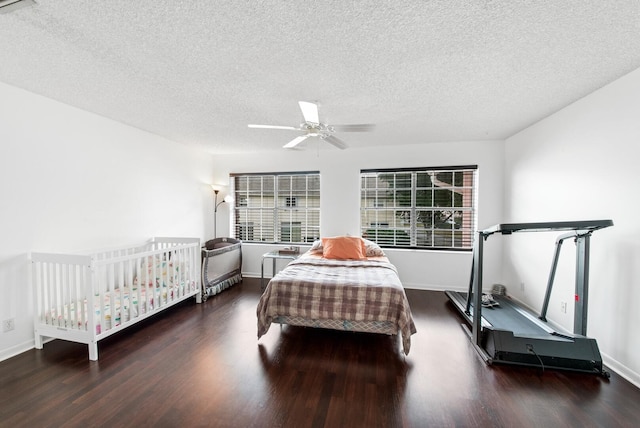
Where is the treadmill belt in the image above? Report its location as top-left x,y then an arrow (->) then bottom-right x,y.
463,293 -> 552,338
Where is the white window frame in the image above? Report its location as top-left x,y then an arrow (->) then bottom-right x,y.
230,172 -> 320,244
360,166 -> 477,251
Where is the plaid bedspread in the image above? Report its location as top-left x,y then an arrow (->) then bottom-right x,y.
257,256 -> 417,355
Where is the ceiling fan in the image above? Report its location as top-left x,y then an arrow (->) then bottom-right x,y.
248,101 -> 375,150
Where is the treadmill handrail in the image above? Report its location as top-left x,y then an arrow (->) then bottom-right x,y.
539,231 -> 592,321
481,219 -> 613,237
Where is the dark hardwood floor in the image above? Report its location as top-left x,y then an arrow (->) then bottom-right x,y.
1,278 -> 638,428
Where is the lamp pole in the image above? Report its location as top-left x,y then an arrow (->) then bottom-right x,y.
213,189 -> 228,239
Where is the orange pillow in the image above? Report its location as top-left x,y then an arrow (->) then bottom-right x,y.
321,236 -> 366,260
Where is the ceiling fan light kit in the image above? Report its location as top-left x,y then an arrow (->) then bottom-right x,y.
248,101 -> 375,150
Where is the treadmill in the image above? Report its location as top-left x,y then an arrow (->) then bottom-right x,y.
445,220 -> 613,377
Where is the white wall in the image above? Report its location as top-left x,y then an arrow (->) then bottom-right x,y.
212,139 -> 505,291
504,67 -> 640,386
0,82 -> 214,360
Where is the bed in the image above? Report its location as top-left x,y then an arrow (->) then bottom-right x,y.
257,236 -> 417,355
31,237 -> 201,361
201,237 -> 242,301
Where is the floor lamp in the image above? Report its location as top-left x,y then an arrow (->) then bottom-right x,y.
213,189 -> 222,239
213,188 -> 232,239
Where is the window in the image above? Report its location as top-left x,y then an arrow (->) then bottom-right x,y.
231,172 -> 320,244
360,166 -> 477,250
285,197 -> 297,207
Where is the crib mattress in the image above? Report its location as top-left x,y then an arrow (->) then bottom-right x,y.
45,282 -> 195,334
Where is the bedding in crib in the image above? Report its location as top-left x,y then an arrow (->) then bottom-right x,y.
44,256 -> 194,334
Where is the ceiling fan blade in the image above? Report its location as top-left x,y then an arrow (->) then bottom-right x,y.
248,124 -> 299,130
283,135 -> 310,149
298,101 -> 319,124
330,124 -> 376,132
323,135 -> 348,150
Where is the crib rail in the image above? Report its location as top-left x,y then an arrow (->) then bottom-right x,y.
31,237 -> 201,360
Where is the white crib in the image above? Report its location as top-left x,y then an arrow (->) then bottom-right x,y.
30,237 -> 201,361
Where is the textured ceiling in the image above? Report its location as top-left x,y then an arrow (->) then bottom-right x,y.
1,0 -> 639,154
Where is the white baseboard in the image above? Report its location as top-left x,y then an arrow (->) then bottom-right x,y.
243,272 -> 260,279
402,282 -> 459,291
601,353 -> 640,389
0,339 -> 34,363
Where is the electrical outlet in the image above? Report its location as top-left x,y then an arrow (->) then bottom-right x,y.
2,318 -> 15,332
520,282 -> 525,291
561,302 -> 567,313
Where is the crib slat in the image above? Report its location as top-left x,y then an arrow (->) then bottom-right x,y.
65,264 -> 72,329
109,263 -> 116,330
53,263 -> 61,327
175,248 -> 182,299
86,262 -> 96,336
99,264 -> 107,332
76,264 -> 84,331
